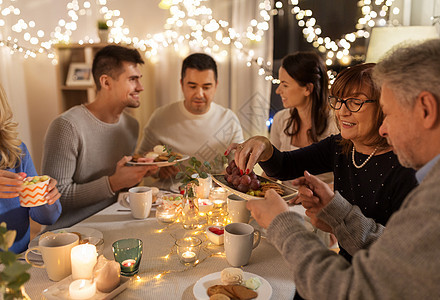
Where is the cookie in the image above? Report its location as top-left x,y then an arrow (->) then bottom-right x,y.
207,285 -> 235,299
210,294 -> 231,300
231,285 -> 258,300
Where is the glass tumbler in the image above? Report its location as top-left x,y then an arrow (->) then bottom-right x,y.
112,238 -> 143,276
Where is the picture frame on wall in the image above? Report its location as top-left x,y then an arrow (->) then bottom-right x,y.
66,63 -> 93,86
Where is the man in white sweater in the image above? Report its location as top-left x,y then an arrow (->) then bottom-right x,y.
43,45 -> 157,228
138,53 -> 243,179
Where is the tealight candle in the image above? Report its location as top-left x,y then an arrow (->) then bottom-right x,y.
156,205 -> 177,223
121,259 -> 137,274
69,279 -> 96,299
181,251 -> 196,263
71,244 -> 97,280
198,199 -> 214,213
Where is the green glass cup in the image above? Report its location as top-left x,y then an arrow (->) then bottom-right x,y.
112,238 -> 143,276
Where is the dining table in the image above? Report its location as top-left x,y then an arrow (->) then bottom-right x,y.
22,195 -> 298,299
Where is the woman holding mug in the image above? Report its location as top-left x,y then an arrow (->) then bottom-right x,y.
227,63 -> 418,262
0,85 -> 61,253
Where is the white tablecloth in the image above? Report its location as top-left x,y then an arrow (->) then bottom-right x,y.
24,202 -> 296,299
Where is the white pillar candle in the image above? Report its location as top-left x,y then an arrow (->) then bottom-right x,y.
71,244 -> 97,280
69,279 -> 96,299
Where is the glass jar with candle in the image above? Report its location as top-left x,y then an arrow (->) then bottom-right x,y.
209,187 -> 228,210
156,205 -> 177,223
175,237 -> 202,265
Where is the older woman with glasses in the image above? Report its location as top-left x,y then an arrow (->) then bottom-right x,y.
226,63 -> 418,262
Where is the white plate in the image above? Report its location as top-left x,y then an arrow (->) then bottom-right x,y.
28,226 -> 104,254
212,174 -> 298,201
193,271 -> 272,300
42,275 -> 130,300
127,155 -> 189,167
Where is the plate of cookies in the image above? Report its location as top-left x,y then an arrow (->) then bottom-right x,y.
193,268 -> 272,300
128,145 -> 189,167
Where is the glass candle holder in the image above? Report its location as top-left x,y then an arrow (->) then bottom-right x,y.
209,187 -> 228,210
208,211 -> 230,227
156,205 -> 177,223
175,237 -> 202,265
112,238 -> 143,276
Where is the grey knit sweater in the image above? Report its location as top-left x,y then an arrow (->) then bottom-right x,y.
42,105 -> 139,228
267,159 -> 440,299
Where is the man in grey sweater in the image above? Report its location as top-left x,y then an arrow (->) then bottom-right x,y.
42,45 -> 157,228
244,39 -> 440,299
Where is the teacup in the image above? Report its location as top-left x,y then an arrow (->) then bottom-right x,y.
25,233 -> 79,281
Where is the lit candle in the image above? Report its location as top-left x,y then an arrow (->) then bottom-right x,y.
198,199 -> 214,213
69,279 -> 96,299
71,244 -> 97,280
181,251 -> 196,263
156,205 -> 177,223
121,259 -> 137,273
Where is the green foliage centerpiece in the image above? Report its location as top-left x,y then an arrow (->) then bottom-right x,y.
0,223 -> 31,300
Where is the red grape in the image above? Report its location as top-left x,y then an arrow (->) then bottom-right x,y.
232,176 -> 241,187
250,179 -> 260,190
240,175 -> 251,186
237,184 -> 250,193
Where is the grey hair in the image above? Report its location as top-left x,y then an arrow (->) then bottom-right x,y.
373,38 -> 440,108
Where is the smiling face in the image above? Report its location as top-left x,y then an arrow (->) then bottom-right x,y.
111,61 -> 144,108
181,68 -> 218,115
335,90 -> 377,151
379,84 -> 421,169
275,67 -> 310,109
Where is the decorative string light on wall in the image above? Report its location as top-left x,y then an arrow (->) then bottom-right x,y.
273,0 -> 400,68
0,0 -> 274,79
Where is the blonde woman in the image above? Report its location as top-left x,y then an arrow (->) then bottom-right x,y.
0,85 -> 61,253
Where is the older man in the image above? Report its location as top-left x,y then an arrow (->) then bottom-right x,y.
242,39 -> 440,299
43,45 -> 157,228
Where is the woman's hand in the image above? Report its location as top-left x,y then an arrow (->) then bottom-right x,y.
225,136 -> 274,175
0,170 -> 25,198
45,177 -> 61,205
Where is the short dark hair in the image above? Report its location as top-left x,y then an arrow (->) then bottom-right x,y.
92,45 -> 144,90
181,53 -> 218,81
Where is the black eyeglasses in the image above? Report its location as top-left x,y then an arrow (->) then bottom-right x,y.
328,96 -> 376,113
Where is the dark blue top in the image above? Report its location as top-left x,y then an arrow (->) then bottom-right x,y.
0,143 -> 62,253
260,134 -> 418,260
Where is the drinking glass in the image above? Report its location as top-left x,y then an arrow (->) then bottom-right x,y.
112,238 -> 143,276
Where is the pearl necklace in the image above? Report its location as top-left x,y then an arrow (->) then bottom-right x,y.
352,146 -> 378,169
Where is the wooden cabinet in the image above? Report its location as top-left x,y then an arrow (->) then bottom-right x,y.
55,43 -> 107,111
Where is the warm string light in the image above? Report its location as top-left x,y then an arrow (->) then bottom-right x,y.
273,0 -> 400,67
0,0 -> 274,81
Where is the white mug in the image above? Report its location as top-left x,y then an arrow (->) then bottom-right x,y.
224,223 -> 261,267
25,233 -> 79,281
122,186 -> 153,219
227,194 -> 251,223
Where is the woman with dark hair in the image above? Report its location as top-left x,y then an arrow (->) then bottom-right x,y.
271,52 -> 338,152
228,63 -> 418,263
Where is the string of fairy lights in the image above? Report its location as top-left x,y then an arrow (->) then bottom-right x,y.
0,0 -> 400,82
